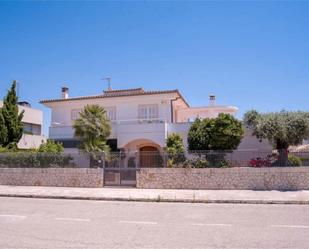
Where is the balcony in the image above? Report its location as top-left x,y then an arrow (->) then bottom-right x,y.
116,120 -> 167,148
49,118 -> 168,145
49,124 -> 118,140
49,126 -> 75,140
49,119 -> 194,149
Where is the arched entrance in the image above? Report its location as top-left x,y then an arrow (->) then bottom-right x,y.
122,139 -> 163,168
104,139 -> 163,186
139,146 -> 162,168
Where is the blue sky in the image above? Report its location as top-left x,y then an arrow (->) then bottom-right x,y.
0,1 -> 308,135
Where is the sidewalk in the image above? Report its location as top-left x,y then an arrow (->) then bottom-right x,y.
1,185 -> 309,204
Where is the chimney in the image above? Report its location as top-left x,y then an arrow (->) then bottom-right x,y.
209,94 -> 216,106
61,86 -> 69,99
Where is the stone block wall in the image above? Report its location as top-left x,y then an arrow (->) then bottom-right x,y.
136,167 -> 309,190
0,168 -> 103,188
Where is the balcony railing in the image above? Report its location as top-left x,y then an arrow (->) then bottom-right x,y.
49,118 -> 169,139
111,118 -> 166,125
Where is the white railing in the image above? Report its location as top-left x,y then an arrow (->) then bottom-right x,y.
49,119 -> 194,141
49,126 -> 75,139
111,118 -> 166,125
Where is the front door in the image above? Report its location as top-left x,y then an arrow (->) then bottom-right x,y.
139,146 -> 161,168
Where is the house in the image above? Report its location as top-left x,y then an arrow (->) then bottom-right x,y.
40,86 -> 273,186
0,101 -> 45,149
40,87 -> 239,154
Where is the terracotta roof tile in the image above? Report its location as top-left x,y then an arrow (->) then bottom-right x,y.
103,87 -> 145,96
40,87 -> 190,107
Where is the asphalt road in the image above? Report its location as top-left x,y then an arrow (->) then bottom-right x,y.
0,197 -> 309,249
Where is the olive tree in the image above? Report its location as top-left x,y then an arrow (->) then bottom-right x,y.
244,110 -> 309,166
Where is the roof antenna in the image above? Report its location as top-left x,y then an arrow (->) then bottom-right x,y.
101,77 -> 111,91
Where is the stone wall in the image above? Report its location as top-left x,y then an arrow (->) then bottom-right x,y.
0,168 -> 103,188
137,167 -> 309,190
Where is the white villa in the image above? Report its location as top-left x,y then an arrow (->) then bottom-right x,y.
40,86 -> 272,185
0,101 -> 45,149
40,87 -> 240,153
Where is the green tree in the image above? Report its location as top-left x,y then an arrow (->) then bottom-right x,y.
73,105 -> 111,154
188,113 -> 244,151
244,110 -> 309,165
1,81 -> 24,148
188,114 -> 244,167
166,133 -> 185,166
0,110 -> 8,146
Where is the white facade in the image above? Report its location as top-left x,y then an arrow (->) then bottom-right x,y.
0,101 -> 45,149
41,87 -> 244,152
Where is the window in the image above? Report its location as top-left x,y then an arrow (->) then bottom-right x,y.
105,107 -> 116,121
22,123 -> 41,135
71,109 -> 82,121
138,104 -> 158,120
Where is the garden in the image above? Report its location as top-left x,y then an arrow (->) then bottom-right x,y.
165,110 -> 309,168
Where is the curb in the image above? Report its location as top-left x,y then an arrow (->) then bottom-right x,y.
1,194 -> 308,205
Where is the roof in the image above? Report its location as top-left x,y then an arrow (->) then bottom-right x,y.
40,87 -> 190,107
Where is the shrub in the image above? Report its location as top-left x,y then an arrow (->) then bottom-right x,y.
0,152 -> 74,168
168,159 -> 191,168
288,155 -> 302,167
191,158 -> 209,168
36,153 -> 73,167
218,159 -> 230,168
0,147 -> 9,153
166,157 -> 229,169
166,133 -> 186,166
167,159 -> 174,168
249,157 -> 272,167
203,153 -> 232,168
38,140 -> 64,153
0,140 -> 74,168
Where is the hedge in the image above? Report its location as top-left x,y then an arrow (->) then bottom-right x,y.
0,152 -> 75,168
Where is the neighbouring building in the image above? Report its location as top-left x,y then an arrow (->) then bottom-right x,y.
0,101 -> 45,149
40,86 -> 270,154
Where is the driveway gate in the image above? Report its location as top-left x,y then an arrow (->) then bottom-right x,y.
103,152 -> 138,186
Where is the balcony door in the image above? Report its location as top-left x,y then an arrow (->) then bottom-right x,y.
138,104 -> 158,121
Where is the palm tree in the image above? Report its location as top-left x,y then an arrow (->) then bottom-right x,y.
73,105 -> 111,166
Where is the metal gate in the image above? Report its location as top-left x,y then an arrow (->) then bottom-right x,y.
103,152 -> 138,186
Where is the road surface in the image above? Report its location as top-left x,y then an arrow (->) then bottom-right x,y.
0,197 -> 309,248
